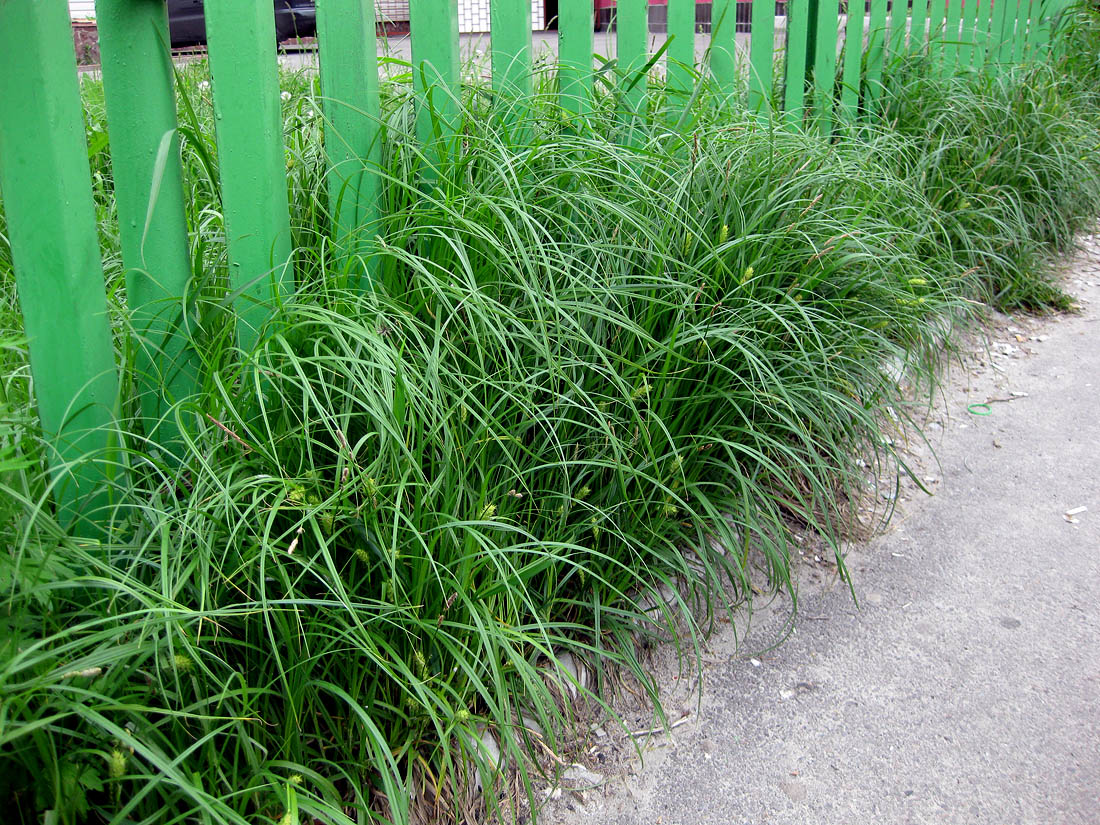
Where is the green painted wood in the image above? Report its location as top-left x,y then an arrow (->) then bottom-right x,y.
559,0 -> 594,114
973,0 -> 992,66
889,0 -> 909,58
910,0 -> 929,54
316,0 -> 382,286
960,0 -> 981,68
617,0 -> 649,117
943,0 -> 964,70
711,0 -> 740,102
839,0 -> 868,124
991,0 -> 1013,63
1011,0 -> 1026,62
0,0 -> 119,530
749,0 -> 778,115
667,0 -> 696,100
811,0 -> 841,131
491,0 -> 534,99
927,0 -> 947,66
205,2 -> 293,351
95,0 -> 198,456
864,0 -> 890,111
1026,0 -> 1047,56
409,0 -> 461,143
783,0 -> 812,126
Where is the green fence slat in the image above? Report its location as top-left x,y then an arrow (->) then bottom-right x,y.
667,0 -> 697,100
784,0 -> 812,126
95,0 -> 198,456
812,0 -> 841,131
205,2 -> 293,352
960,0 -> 981,68
409,0 -> 461,144
839,0 -> 868,124
910,0 -> 929,54
864,0 -> 889,111
972,0 -> 992,66
889,0 -> 909,58
559,0 -> 594,114
943,0 -> 964,70
749,0 -> 778,116
0,1 -> 119,530
1026,0 -> 1047,56
927,0 -> 947,66
617,0 -> 649,118
491,0 -> 534,99
316,0 -> 382,285
1011,0 -> 1026,62
990,0 -> 1012,65
711,0 -> 740,102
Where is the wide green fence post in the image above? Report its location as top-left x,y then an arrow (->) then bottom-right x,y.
409,0 -> 461,147
559,0 -> 594,114
95,0 -> 199,456
205,2 -> 293,352
316,0 -> 382,287
784,0 -> 813,126
617,0 -> 649,119
0,0 -> 119,531
943,0 -> 964,69
491,0 -> 534,99
910,0 -> 929,54
667,0 -> 697,103
839,0 -> 868,125
1026,0 -> 1047,57
749,0 -> 778,116
811,0 -> 841,133
711,0 -> 740,103
864,0 -> 890,111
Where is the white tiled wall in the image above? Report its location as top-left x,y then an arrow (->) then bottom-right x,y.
380,2 -> 546,32
69,0 -> 96,19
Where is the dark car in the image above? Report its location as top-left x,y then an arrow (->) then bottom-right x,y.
168,0 -> 317,48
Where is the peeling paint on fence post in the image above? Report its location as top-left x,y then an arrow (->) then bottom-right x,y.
491,0 -> 534,100
316,0 -> 383,288
0,0 -> 119,531
559,0 -> 594,114
410,0 -> 461,148
667,0 -> 697,103
749,0 -> 778,117
95,0 -> 199,457
205,2 -> 293,352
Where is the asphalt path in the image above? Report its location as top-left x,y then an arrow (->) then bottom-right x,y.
544,239 -> 1100,825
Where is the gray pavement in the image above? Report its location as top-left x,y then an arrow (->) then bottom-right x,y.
544,239 -> 1100,824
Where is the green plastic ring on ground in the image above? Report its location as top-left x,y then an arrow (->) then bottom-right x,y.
967,403 -> 992,416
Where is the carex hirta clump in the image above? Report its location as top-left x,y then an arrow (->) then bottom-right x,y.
3,8 -> 1100,823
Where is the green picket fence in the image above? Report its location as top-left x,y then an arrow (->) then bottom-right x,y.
0,0 -> 1069,532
